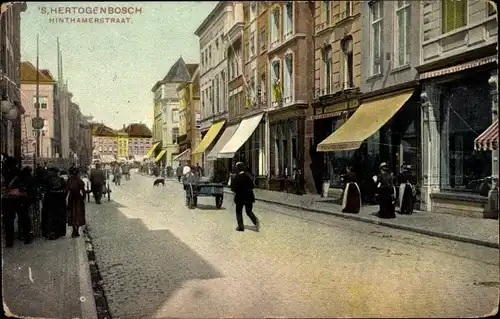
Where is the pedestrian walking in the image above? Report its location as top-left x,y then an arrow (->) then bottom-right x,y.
90,163 -> 106,204
374,162 -> 396,218
67,166 -> 86,237
230,162 -> 260,232
341,165 -> 361,214
176,165 -> 183,182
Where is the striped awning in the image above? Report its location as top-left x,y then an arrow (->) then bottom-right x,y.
475,119 -> 499,151
173,148 -> 191,161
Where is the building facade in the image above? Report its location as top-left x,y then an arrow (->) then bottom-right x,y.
312,0 -> 363,194
1,2 -> 27,161
265,1 -> 316,193
151,57 -> 197,167
418,0 -> 498,216
20,62 -> 59,158
176,65 -> 201,166
121,123 -> 153,161
68,101 -> 92,165
194,2 -> 233,174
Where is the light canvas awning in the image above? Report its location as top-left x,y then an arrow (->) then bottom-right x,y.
219,113 -> 263,159
207,124 -> 239,160
154,149 -> 167,163
145,142 -> 160,159
475,119 -> 499,151
317,90 -> 414,152
192,120 -> 225,154
173,149 -> 191,161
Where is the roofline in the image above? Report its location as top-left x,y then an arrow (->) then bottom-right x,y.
194,1 -> 225,36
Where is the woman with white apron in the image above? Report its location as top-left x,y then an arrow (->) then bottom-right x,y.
341,166 -> 361,214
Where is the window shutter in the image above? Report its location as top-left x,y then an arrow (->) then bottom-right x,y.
454,0 -> 466,30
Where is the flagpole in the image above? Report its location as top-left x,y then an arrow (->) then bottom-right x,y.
35,34 -> 40,163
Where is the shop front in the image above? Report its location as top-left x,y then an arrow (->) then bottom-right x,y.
206,123 -> 239,183
191,120 -> 225,177
268,108 -> 314,193
316,89 -> 421,205
420,61 -> 498,217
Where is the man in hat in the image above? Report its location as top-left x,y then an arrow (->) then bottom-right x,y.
230,162 -> 260,232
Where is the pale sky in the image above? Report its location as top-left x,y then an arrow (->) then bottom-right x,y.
21,1 -> 217,130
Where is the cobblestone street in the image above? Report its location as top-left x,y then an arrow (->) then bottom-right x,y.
86,172 -> 499,318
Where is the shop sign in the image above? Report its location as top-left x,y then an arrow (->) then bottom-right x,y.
269,109 -> 304,123
314,99 -> 359,117
420,56 -> 497,80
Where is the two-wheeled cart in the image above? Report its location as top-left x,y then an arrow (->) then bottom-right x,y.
184,180 -> 224,209
86,180 -> 111,202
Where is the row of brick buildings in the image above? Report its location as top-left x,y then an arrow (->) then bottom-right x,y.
190,1 -> 498,217
91,122 -> 153,163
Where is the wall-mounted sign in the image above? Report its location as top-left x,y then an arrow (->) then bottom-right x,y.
314,99 -> 359,118
32,117 -> 44,130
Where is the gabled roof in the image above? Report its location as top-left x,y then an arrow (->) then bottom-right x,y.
118,123 -> 153,138
162,57 -> 194,83
20,62 -> 56,83
92,123 -> 117,137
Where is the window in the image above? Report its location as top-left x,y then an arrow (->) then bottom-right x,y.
370,1 -> 383,75
250,2 -> 257,21
440,76 -> 492,192
341,36 -> 354,89
211,81 -> 215,115
215,75 -> 220,113
249,33 -> 256,57
260,73 -> 267,103
323,46 -> 332,93
395,0 -> 411,67
172,109 -> 179,123
33,96 -> 48,109
260,29 -> 266,51
271,60 -> 281,102
270,8 -> 280,46
221,71 -> 226,112
283,54 -> 293,101
283,1 -> 293,39
208,45 -> 212,66
346,1 -> 352,17
201,52 -> 204,71
442,0 -> 467,34
215,39 -> 220,63
324,1 -> 331,25
172,128 -> 179,144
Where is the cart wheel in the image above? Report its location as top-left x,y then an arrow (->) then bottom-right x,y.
215,196 -> 223,209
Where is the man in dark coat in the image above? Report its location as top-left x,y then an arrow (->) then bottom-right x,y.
89,163 -> 106,204
230,162 -> 260,232
376,162 -> 397,218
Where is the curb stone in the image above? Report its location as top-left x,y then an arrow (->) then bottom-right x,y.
85,229 -> 113,319
222,190 -> 499,249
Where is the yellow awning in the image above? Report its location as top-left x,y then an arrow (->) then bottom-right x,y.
154,149 -> 167,163
317,90 -> 414,152
192,120 -> 225,154
144,142 -> 160,159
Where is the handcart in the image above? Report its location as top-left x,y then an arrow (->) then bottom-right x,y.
86,179 -> 111,202
184,180 -> 224,209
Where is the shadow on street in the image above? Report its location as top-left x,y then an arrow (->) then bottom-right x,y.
86,200 -> 224,318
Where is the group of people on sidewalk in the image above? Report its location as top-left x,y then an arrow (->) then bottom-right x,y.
1,156 -> 88,247
341,162 -> 416,218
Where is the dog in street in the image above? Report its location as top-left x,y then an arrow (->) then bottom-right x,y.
153,178 -> 165,187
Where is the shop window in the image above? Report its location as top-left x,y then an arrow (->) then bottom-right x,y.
442,0 -> 467,34
326,117 -> 355,187
440,77 -> 492,193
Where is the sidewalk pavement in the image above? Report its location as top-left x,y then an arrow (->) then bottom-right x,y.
2,230 -> 97,319
221,187 -> 499,249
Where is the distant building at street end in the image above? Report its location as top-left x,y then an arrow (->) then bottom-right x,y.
91,122 -> 153,163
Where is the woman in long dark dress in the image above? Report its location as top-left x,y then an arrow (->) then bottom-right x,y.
376,163 -> 396,218
67,166 -> 86,237
42,167 -> 68,239
398,165 -> 415,215
341,166 -> 361,214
